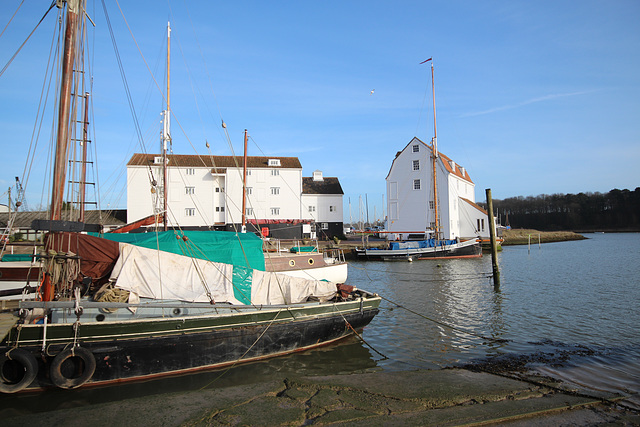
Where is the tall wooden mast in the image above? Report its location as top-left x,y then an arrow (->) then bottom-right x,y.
241,129 -> 248,232
430,60 -> 440,239
162,21 -> 171,231
51,0 -> 81,221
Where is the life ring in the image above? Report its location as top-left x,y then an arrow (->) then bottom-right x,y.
288,259 -> 295,267
49,347 -> 96,389
308,258 -> 315,265
0,348 -> 38,393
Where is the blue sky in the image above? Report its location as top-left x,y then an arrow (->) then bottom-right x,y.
1,0 -> 639,223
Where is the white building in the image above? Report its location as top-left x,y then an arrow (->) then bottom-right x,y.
386,137 -> 492,241
301,170 -> 344,239
127,154 -> 344,239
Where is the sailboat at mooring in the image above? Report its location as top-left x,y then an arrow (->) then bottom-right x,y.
355,59 -> 482,261
0,0 -> 380,393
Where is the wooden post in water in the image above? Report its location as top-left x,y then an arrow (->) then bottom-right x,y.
485,189 -> 500,286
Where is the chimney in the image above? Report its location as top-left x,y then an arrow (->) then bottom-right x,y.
313,170 -> 323,181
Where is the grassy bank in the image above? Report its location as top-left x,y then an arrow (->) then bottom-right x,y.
502,229 -> 586,245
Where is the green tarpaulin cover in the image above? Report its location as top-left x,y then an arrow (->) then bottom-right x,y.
91,231 -> 265,304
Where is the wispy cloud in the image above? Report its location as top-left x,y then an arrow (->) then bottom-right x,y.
461,90 -> 597,117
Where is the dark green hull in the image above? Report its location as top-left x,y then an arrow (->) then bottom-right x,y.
1,293 -> 380,392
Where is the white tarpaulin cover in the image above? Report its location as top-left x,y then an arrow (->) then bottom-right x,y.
110,243 -> 338,305
111,243 -> 240,304
251,270 -> 338,305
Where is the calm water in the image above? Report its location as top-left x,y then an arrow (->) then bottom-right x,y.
2,233 -> 639,414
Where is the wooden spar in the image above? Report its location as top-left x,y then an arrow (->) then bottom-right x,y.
162,21 -> 171,231
241,129 -> 248,230
430,60 -> 440,239
79,92 -> 89,222
485,188 -> 500,286
51,0 -> 81,221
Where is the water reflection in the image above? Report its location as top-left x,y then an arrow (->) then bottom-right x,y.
2,233 -> 638,415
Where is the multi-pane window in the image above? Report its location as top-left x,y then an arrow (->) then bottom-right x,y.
412,144 -> 419,153
329,206 -> 336,212
185,208 -> 195,216
270,187 -> 280,195
271,169 -> 280,176
270,207 -> 280,215
246,187 -> 253,195
246,208 -> 254,215
429,201 -> 435,210
185,186 -> 195,195
308,205 -> 316,212
215,187 -> 225,193
412,160 -> 420,171
413,179 -> 421,190
321,223 -> 329,230
215,206 -> 225,212
186,168 -> 195,175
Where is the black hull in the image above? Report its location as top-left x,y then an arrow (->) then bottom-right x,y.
2,302 -> 379,391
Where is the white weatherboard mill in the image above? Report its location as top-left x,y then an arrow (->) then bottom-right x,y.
126,154 -> 344,238
386,137 -> 493,241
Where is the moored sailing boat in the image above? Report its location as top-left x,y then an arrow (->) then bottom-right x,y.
356,59 -> 482,260
0,0 -> 379,393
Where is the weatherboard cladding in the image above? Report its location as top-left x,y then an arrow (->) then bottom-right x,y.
127,153 -> 302,169
302,177 -> 344,195
387,137 -> 473,184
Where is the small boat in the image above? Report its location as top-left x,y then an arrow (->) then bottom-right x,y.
355,237 -> 481,260
0,1 -> 379,394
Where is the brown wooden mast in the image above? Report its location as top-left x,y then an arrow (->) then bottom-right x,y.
51,0 -> 81,221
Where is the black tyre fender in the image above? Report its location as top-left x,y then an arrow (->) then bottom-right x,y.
49,347 -> 96,389
0,348 -> 38,393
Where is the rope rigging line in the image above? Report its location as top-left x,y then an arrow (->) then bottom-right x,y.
197,307 -> 285,391
378,294 -> 509,344
0,1 -> 56,78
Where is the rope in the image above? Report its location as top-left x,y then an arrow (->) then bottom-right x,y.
379,294 -> 508,344
94,283 -> 130,312
198,308 -> 284,390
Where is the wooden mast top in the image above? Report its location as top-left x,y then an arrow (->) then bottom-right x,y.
51,0 -> 81,221
162,21 -> 171,231
429,59 -> 440,239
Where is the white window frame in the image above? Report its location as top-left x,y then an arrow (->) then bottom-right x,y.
246,187 -> 253,195
308,205 -> 316,212
185,208 -> 195,216
412,160 -> 420,171
413,179 -> 421,190
270,207 -> 280,215
246,208 -> 254,215
185,186 -> 195,195
329,206 -> 335,212
270,187 -> 280,195
412,144 -> 419,153
271,169 -> 280,176
186,168 -> 195,175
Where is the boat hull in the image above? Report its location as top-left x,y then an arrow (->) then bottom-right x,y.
355,240 -> 482,260
1,295 -> 380,391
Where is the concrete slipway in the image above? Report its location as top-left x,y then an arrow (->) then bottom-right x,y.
4,368 -> 639,426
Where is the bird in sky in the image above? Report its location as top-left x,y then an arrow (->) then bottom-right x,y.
370,89 -> 375,95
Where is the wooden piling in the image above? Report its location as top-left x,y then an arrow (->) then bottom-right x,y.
485,189 -> 500,286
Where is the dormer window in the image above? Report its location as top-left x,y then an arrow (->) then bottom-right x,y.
268,159 -> 281,167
